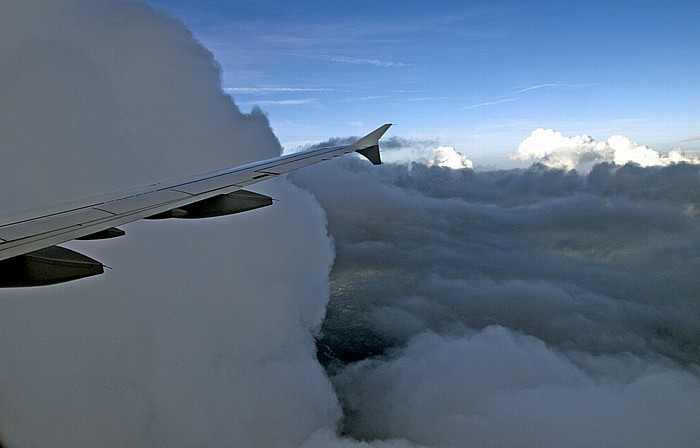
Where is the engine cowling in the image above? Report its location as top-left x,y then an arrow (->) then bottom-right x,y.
76,227 -> 126,240
146,190 -> 273,220
0,246 -> 104,287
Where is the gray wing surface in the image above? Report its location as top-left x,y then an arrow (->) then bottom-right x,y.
0,124 -> 390,285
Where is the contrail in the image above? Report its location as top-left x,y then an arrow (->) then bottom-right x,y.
463,97 -> 517,109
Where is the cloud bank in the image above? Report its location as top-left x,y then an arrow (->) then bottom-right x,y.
513,128 -> 700,170
291,158 -> 700,447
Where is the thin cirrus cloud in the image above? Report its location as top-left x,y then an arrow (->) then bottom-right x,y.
320,55 -> 408,67
343,95 -> 387,102
463,97 -> 518,109
224,87 -> 334,94
464,83 -> 595,110
246,98 -> 318,105
514,82 -> 562,93
514,82 -> 600,93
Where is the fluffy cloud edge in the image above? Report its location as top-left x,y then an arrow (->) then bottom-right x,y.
512,128 -> 700,170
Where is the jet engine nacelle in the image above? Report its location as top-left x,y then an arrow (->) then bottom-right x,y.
146,190 -> 273,220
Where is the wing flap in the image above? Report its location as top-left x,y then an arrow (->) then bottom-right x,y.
92,189 -> 192,215
0,208 -> 114,242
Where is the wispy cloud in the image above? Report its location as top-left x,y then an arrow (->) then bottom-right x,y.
242,98 -> 317,105
464,82 -> 597,111
390,89 -> 428,93
463,98 -> 517,109
407,96 -> 452,102
343,95 -> 386,102
515,82 -> 600,93
515,83 -> 562,93
570,83 -> 602,88
320,55 -> 407,67
224,87 -> 333,94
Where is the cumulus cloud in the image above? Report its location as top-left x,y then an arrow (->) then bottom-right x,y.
512,128 -> 700,170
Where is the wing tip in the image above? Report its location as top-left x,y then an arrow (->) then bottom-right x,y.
353,124 -> 392,165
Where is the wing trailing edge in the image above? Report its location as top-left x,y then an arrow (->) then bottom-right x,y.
0,124 -> 392,286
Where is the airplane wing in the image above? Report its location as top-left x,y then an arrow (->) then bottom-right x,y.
0,124 -> 391,287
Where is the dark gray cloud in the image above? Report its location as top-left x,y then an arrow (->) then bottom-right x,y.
291,158 -> 700,446
333,327 -> 700,447
377,136 -> 440,151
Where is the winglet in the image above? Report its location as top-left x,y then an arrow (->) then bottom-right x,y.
353,123 -> 392,165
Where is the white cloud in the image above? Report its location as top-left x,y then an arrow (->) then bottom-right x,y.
513,128 -> 700,170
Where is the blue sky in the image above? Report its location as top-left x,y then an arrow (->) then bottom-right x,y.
149,0 -> 700,166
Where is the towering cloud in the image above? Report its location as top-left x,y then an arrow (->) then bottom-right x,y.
427,146 -> 474,169
0,1 -> 282,212
0,2 -> 341,447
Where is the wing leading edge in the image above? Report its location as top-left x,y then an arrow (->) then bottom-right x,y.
0,124 -> 391,286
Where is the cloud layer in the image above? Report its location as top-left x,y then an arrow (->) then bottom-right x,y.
292,158 -> 700,447
334,328 -> 700,448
